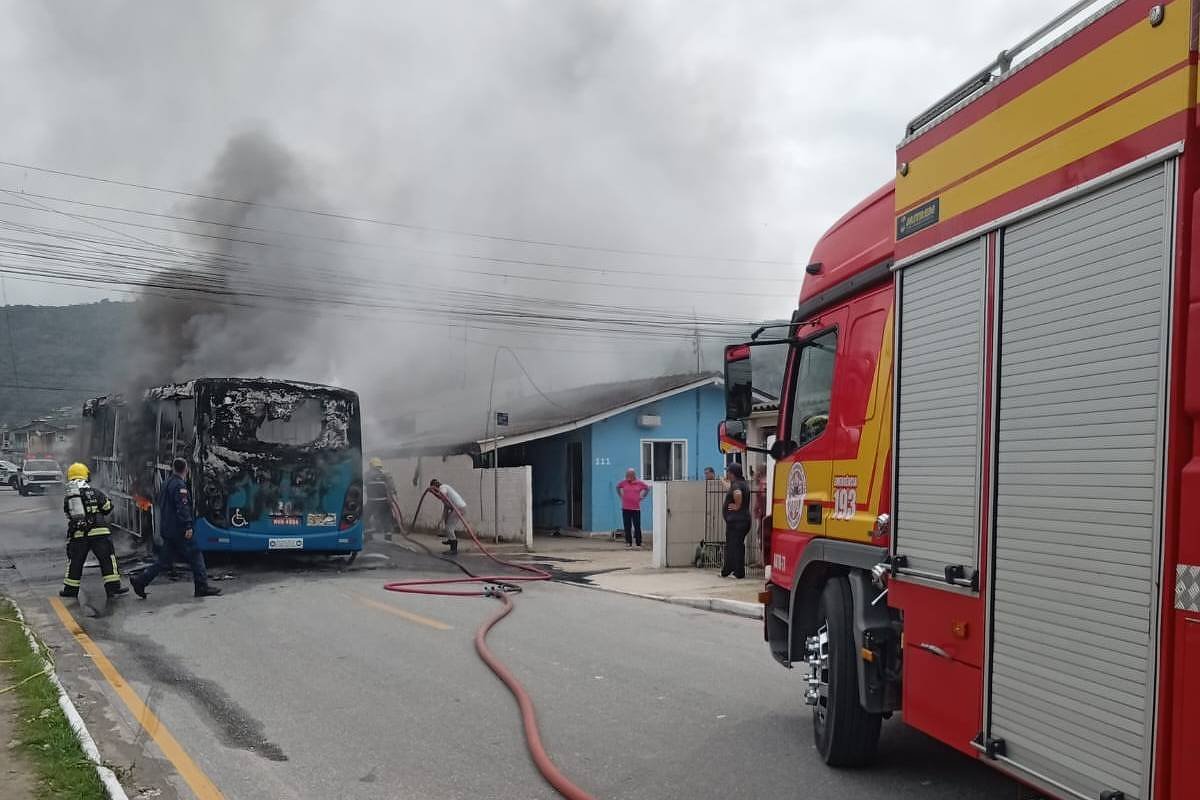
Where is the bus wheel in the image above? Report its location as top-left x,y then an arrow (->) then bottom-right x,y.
346,551 -> 359,566
807,576 -> 882,767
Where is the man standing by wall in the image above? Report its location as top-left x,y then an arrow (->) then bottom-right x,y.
616,467 -> 650,549
429,478 -> 467,556
132,458 -> 221,599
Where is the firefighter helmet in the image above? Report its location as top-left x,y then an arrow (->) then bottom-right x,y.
368,457 -> 384,469
67,462 -> 89,481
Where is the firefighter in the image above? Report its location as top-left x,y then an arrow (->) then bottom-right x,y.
60,462 -> 129,599
364,457 -> 398,534
131,458 -> 221,599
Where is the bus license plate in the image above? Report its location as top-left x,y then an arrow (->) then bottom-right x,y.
268,538 -> 304,550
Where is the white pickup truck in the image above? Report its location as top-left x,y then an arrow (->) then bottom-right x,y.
16,458 -> 64,496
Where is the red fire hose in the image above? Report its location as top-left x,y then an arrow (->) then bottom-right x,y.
383,489 -> 593,800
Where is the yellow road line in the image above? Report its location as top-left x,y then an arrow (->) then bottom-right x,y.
348,592 -> 452,631
48,597 -> 225,800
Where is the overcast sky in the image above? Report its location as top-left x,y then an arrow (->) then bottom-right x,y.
0,1 -> 1089,427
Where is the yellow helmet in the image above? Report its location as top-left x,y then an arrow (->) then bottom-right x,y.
67,462 -> 89,482
368,457 -> 384,470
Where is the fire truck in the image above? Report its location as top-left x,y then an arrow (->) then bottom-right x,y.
720,2 -> 1199,798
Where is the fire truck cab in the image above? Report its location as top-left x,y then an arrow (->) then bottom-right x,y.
723,3 -> 1200,799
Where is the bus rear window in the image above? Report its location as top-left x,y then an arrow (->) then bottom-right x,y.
212,391 -> 351,450
256,400 -> 324,445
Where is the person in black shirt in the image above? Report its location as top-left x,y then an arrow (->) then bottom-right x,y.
721,462 -> 751,579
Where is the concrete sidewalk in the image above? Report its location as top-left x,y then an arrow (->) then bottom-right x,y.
519,535 -> 765,620
373,529 -> 765,619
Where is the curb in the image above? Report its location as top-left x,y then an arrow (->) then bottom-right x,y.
561,581 -> 763,620
9,601 -> 129,800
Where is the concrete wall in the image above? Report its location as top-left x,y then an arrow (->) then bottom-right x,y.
588,385 -> 726,533
381,455 -> 532,546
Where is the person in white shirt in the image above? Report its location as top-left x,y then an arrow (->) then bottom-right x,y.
430,479 -> 467,556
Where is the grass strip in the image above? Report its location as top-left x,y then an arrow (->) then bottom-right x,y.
0,598 -> 109,800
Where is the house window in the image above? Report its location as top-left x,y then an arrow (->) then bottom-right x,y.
641,440 -> 686,481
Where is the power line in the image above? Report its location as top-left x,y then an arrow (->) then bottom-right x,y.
0,158 -> 797,266
0,188 -> 804,285
0,196 -> 792,300
0,229 -> 764,338
0,380 -> 105,393
0,202 -> 774,326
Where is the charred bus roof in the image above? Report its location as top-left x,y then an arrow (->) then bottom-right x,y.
794,181 -> 895,320
84,378 -> 358,416
148,378 -> 358,403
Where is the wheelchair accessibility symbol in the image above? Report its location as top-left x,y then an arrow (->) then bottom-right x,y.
231,509 -> 248,528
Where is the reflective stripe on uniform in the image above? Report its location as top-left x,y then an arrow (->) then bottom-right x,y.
86,527 -> 111,537
103,574 -> 121,583
63,577 -> 81,587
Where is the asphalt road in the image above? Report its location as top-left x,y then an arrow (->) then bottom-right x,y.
0,485 -> 1021,800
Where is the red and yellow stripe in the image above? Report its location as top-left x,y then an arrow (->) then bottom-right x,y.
896,0 -> 1193,255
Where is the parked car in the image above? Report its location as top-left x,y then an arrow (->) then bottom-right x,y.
0,460 -> 17,488
16,458 -> 64,496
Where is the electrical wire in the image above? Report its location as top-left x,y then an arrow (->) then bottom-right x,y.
0,158 -> 794,267
0,188 -> 803,285
0,197 -> 789,300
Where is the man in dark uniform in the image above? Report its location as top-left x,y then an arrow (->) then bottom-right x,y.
131,458 -> 221,599
60,462 -> 129,598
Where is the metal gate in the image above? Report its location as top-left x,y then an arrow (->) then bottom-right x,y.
986,164 -> 1171,800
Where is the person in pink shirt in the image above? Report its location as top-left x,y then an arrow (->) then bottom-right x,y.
615,468 -> 650,548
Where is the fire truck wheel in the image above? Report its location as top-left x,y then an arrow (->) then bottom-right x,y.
812,576 -> 882,766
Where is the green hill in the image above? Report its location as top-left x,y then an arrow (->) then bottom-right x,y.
0,300 -> 134,425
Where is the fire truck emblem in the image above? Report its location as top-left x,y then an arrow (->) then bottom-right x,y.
785,462 -> 807,529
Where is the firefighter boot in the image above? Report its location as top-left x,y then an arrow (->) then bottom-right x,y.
58,586 -> 78,598
443,539 -> 458,557
107,585 -> 130,597
194,586 -> 222,598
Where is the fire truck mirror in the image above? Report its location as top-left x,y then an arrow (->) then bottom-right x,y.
724,344 -> 753,420
769,439 -> 797,461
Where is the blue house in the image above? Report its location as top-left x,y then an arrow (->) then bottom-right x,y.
486,373 -> 728,534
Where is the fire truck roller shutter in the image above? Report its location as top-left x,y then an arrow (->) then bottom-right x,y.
987,164 -> 1171,800
895,237 -> 986,582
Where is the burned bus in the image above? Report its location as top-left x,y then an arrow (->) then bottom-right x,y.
80,378 -> 364,556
